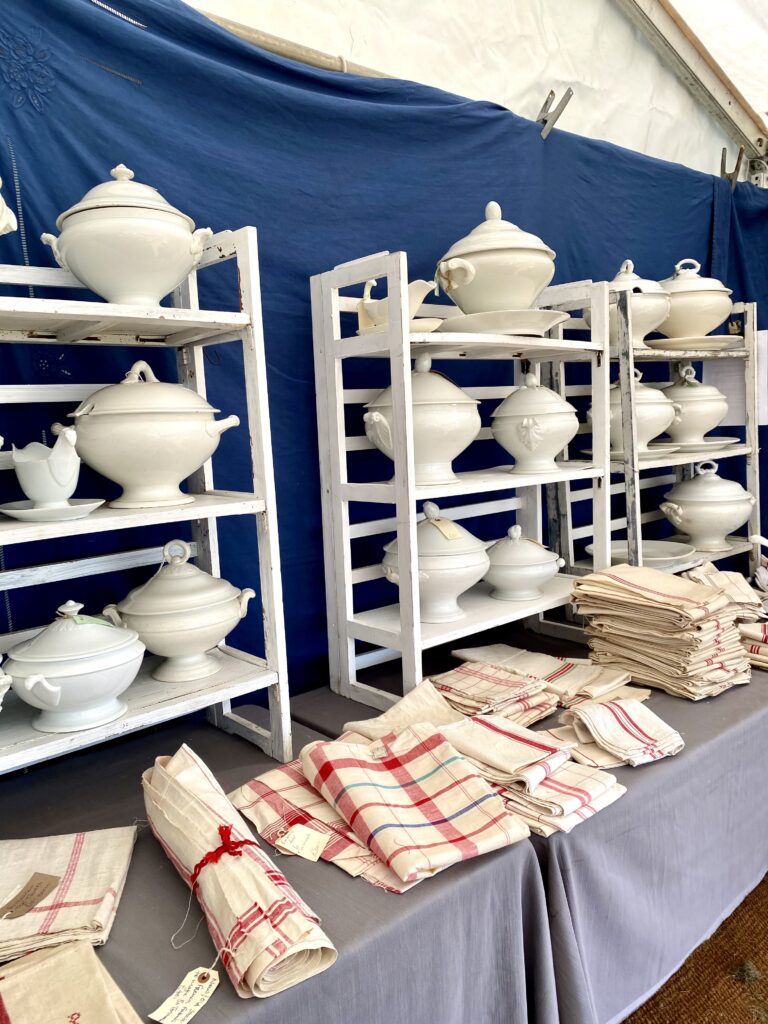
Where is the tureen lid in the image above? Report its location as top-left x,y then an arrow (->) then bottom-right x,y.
492,373 -> 575,417
610,259 -> 667,295
440,201 -> 555,261
69,361 -> 219,418
116,540 -> 243,614
8,600 -> 139,663
659,258 -> 732,296
56,164 -> 195,230
662,363 -> 726,403
609,369 -> 672,405
383,502 -> 487,557
487,525 -> 561,567
664,461 -> 752,502
366,354 -> 478,409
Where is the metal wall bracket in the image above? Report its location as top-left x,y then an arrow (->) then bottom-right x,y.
537,87 -> 574,139
721,145 -> 745,190
749,158 -> 768,188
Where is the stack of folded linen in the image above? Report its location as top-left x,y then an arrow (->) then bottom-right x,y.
559,697 -> 684,767
572,564 -> 751,699
0,827 -> 136,961
683,562 -> 768,670
452,643 -> 649,707
300,727 -> 530,884
498,760 -> 626,837
428,660 -> 558,725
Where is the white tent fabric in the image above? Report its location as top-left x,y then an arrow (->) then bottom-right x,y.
190,0 -> 741,175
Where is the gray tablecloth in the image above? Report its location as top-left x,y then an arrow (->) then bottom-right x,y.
0,717 -> 558,1024
291,669 -> 768,1023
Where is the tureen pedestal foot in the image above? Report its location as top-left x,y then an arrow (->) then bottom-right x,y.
109,489 -> 195,509
32,698 -> 127,734
419,599 -> 465,623
687,537 -> 734,552
509,459 -> 561,474
151,651 -> 220,683
411,462 -> 459,486
489,587 -> 544,601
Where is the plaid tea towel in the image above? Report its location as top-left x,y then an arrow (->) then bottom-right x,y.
343,679 -> 463,740
0,942 -> 141,1023
300,728 -> 529,883
501,761 -> 618,817
430,661 -> 545,716
561,698 -> 684,766
143,744 -> 337,997
229,757 -> 417,893
0,827 -> 136,962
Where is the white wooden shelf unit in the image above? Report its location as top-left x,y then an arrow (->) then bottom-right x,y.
0,227 -> 292,773
538,288 -> 761,577
310,250 -> 611,710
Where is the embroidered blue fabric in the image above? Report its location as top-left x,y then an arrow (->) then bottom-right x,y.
0,0 -> 766,690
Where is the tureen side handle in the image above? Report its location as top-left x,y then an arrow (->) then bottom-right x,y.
40,232 -> 68,270
671,401 -> 683,424
206,414 -> 240,438
436,257 -> 476,294
24,674 -> 62,708
190,227 -> 214,266
238,588 -> 256,618
659,501 -> 686,529
363,411 -> 393,452
382,566 -> 428,584
102,604 -> 124,627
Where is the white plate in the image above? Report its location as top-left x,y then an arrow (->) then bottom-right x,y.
0,498 -> 105,522
356,318 -> 443,336
436,309 -> 570,337
665,436 -> 741,453
585,540 -> 696,567
582,444 -> 680,461
644,334 -> 741,352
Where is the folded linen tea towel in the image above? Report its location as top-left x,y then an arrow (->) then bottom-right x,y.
343,679 -> 463,740
300,728 -> 529,883
0,942 -> 141,1023
229,756 -> 417,893
0,826 -> 136,962
429,661 -> 549,718
143,744 -> 337,997
561,698 -> 684,766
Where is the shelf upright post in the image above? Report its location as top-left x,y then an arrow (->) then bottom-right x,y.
615,289 -> 643,564
743,301 -> 761,575
589,281 -> 611,570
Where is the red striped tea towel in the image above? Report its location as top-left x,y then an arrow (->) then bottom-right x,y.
343,679 -> 463,740
561,698 -> 684,766
430,661 -> 545,716
541,725 -> 626,769
0,826 -> 136,962
228,757 -> 417,893
505,781 -> 626,836
0,942 -> 141,1023
300,728 -> 529,883
501,761 -> 618,817
143,745 -> 336,997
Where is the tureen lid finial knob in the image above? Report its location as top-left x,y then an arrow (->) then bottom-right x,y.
508,524 -> 522,541
696,460 -> 718,476
414,354 -> 432,373
58,600 -> 84,618
523,372 -> 538,388
423,501 -> 440,521
110,164 -> 135,182
163,539 -> 192,565
485,201 -> 502,221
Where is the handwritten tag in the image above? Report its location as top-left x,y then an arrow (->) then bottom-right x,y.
0,873 -> 60,919
429,516 -> 463,541
149,967 -> 219,1024
275,824 -> 330,862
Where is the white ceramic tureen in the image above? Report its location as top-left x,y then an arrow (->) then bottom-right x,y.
491,373 -> 579,473
5,601 -> 145,733
661,363 -> 728,444
484,525 -> 565,601
583,260 -> 671,349
656,259 -> 733,339
596,369 -> 681,454
436,201 -> 555,313
659,461 -> 755,551
41,164 -> 213,306
103,540 -> 254,682
381,502 -> 490,622
363,354 -> 480,485
61,360 -> 239,508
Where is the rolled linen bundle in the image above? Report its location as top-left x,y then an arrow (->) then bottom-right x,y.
142,744 -> 337,998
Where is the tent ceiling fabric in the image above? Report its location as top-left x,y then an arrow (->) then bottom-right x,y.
192,0 -> 739,175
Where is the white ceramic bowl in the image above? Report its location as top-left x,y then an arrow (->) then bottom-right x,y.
484,526 -> 564,601
662,365 -> 728,444
657,258 -> 733,339
491,373 -> 579,473
382,548 -> 489,622
601,370 -> 681,454
659,461 -> 755,551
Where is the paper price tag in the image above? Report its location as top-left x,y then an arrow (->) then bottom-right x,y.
149,967 -> 219,1024
430,516 -> 463,541
275,824 -> 330,862
0,873 -> 60,919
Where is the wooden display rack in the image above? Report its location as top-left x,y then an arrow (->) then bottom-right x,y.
0,227 -> 292,773
310,250 -> 611,709
540,289 -> 761,576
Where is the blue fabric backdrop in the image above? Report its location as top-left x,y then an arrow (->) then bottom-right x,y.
0,0 -> 766,692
